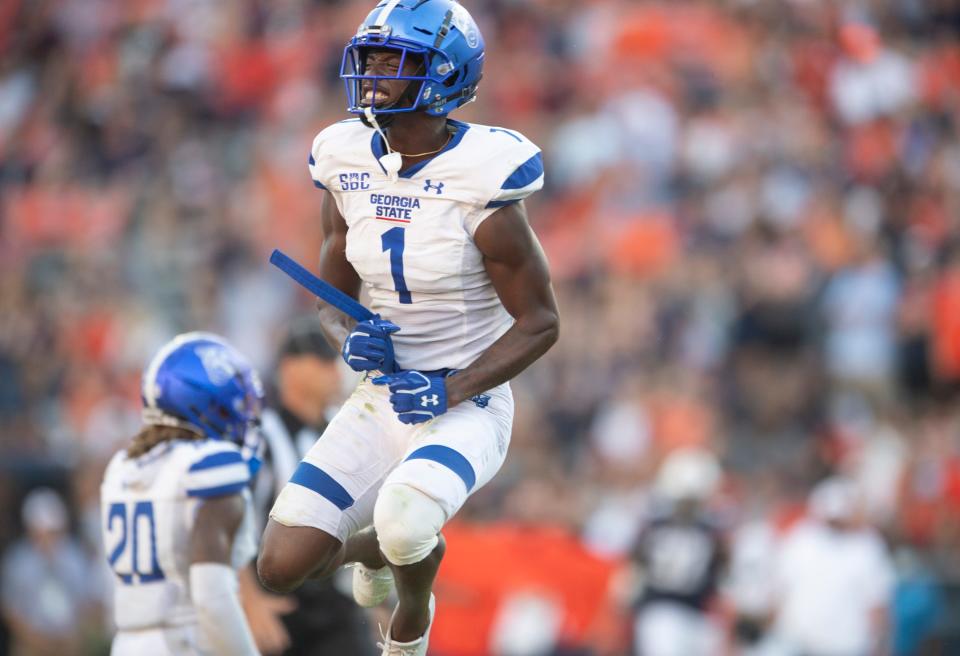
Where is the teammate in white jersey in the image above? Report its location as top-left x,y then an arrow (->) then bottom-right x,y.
101,332 -> 264,655
257,1 -> 559,654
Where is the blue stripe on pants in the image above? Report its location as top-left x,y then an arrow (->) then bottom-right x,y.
289,462 -> 355,510
405,445 -> 476,491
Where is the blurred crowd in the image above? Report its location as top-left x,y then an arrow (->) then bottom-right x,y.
2,0 -> 960,654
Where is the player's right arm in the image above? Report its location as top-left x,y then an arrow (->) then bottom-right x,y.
189,494 -> 260,656
316,190 -> 362,352
316,190 -> 400,372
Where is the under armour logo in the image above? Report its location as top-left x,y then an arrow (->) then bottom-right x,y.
471,393 -> 490,409
421,394 -> 440,407
423,180 -> 444,194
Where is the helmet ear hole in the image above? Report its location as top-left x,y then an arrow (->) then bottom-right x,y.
443,63 -> 466,88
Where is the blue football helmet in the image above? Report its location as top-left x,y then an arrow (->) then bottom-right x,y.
140,332 -> 264,448
341,0 -> 485,116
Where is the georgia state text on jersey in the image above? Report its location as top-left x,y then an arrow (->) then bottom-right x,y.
100,439 -> 256,633
309,118 -> 544,371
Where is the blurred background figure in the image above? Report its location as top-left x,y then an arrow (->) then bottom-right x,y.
244,316 -> 376,656
630,449 -> 725,656
1,487 -> 103,656
768,477 -> 895,656
725,517 -> 780,656
101,331 -> 263,656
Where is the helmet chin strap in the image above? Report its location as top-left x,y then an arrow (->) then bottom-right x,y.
365,106 -> 402,182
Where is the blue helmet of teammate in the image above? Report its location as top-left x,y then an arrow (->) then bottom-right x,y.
341,0 -> 485,116
140,332 -> 264,448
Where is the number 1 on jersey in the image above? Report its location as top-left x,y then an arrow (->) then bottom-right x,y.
382,227 -> 412,304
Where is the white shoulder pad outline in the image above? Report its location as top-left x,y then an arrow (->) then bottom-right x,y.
477,126 -> 544,209
308,119 -> 366,192
182,441 -> 249,499
100,448 -> 130,492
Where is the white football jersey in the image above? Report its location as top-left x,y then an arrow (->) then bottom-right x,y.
100,439 -> 256,632
308,119 -> 544,371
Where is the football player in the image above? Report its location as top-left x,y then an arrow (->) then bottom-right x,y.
632,449 -> 727,656
257,1 -> 559,654
101,333 -> 263,655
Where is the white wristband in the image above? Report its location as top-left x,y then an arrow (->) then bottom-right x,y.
189,562 -> 260,656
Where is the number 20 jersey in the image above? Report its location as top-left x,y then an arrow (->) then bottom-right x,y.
100,439 -> 256,632
308,119 -> 544,372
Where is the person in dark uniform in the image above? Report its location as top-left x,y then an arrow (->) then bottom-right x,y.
242,317 -> 376,656
632,448 -> 727,656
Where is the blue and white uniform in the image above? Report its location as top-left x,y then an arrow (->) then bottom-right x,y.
311,118 -> 543,370
270,119 -> 543,538
101,440 -> 256,655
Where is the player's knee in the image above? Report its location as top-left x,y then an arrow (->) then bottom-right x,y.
373,484 -> 446,567
257,547 -> 307,593
257,548 -> 310,594
257,522 -> 341,593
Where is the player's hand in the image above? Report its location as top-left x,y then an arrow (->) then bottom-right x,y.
239,565 -> 296,655
244,592 -> 296,655
341,316 -> 400,373
372,370 -> 448,424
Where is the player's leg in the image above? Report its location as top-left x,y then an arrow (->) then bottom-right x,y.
326,485 -> 398,607
258,381 -> 404,592
374,382 -> 515,644
258,514 -> 386,591
373,482 -> 448,641
257,521 -> 342,592
342,525 -> 387,569
634,601 -> 702,656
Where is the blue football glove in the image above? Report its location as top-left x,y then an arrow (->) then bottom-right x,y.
341,317 -> 400,373
372,370 -> 448,425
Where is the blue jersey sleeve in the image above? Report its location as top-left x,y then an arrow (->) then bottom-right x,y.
463,127 -> 544,236
484,150 -> 544,209
308,151 -> 327,190
183,445 -> 249,498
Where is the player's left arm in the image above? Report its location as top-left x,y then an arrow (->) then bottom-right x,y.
445,200 -> 559,406
189,494 -> 260,656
